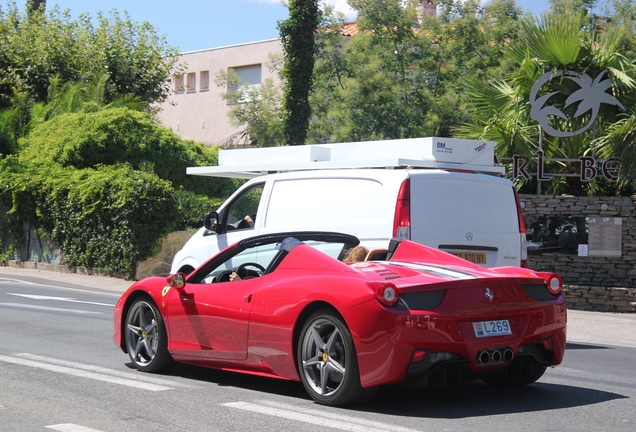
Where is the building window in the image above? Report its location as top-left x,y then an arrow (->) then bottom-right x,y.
229,64 -> 262,92
174,75 -> 185,93
186,72 -> 196,92
227,64 -> 262,103
200,70 -> 210,91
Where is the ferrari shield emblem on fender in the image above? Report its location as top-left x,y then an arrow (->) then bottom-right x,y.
162,286 -> 171,297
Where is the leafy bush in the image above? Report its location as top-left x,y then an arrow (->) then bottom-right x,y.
19,108 -> 235,198
0,109 -> 17,155
3,108 -> 236,275
0,158 -> 179,278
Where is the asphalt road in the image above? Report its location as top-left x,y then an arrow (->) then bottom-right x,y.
0,270 -> 635,431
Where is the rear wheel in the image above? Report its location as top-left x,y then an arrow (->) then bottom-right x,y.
125,296 -> 175,373
297,310 -> 376,406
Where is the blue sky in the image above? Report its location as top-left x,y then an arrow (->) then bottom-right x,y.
26,0 -> 554,53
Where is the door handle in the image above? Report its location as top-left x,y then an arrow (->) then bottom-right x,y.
243,294 -> 253,303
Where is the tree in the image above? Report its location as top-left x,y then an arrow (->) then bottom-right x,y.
26,0 -> 45,14
0,3 -> 182,108
278,0 -> 321,145
215,63 -> 284,147
308,0 -> 519,142
42,72 -> 146,121
220,0 -> 522,145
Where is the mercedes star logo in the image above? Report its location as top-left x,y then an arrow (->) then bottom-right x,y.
466,232 -> 473,241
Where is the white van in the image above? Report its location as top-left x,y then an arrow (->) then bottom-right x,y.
171,137 -> 527,274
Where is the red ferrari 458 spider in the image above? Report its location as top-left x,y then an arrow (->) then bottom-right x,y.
113,232 -> 566,406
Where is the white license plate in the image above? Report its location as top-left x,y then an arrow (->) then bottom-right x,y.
473,320 -> 512,338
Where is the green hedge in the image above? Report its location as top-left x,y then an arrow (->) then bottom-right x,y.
20,108 -> 235,198
0,159 -> 179,278
1,108 -> 235,276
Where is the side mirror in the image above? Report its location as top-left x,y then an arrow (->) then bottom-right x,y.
166,272 -> 186,289
204,211 -> 219,232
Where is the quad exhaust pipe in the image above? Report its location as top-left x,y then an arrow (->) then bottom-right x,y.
476,348 -> 514,365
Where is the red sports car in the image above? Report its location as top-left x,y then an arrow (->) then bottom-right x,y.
113,232 -> 566,406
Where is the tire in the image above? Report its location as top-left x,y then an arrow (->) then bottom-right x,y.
179,265 -> 195,275
297,309 -> 377,406
125,296 -> 175,373
482,363 -> 546,387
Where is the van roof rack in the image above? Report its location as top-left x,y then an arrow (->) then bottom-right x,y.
187,137 -> 505,179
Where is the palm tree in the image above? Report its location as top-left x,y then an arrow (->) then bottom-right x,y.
0,72 -> 146,150
42,72 -> 146,121
458,13 -> 636,195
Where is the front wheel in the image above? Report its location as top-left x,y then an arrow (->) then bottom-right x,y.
125,296 -> 175,373
297,310 -> 376,406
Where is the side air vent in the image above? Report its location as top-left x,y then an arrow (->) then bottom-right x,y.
375,270 -> 401,280
400,290 -> 446,310
521,284 -> 561,302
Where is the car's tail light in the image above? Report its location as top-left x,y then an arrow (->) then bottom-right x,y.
368,281 -> 400,306
547,274 -> 562,294
513,187 -> 528,267
411,349 -> 427,363
537,272 -> 562,295
393,179 -> 410,239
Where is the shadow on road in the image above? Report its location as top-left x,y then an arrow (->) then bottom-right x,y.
566,342 -> 612,350
356,381 -> 627,418
134,362 -> 626,417
127,362 -> 311,400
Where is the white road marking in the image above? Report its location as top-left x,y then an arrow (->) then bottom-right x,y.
0,279 -> 122,297
554,367 -> 584,373
0,278 -> 41,286
46,424 -> 104,432
255,400 -> 421,432
223,401 -> 422,432
0,302 -> 103,314
0,354 -> 172,391
16,353 -> 192,388
7,293 -> 114,307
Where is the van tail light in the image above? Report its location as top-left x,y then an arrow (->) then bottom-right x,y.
393,179 -> 411,239
537,272 -> 563,295
513,187 -> 528,267
368,281 -> 400,307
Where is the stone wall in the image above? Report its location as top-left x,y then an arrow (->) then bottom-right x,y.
563,285 -> 636,313
519,194 -> 636,312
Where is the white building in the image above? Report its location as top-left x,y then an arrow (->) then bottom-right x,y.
157,38 -> 283,146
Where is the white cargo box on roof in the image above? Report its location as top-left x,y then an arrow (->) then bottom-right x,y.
187,137 -> 503,179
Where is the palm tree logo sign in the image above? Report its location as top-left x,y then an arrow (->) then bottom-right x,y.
529,70 -> 625,138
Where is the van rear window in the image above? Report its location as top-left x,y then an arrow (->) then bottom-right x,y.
264,178 -> 388,230
410,176 -> 518,231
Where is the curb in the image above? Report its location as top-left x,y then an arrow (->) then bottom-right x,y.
5,260 -> 127,279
